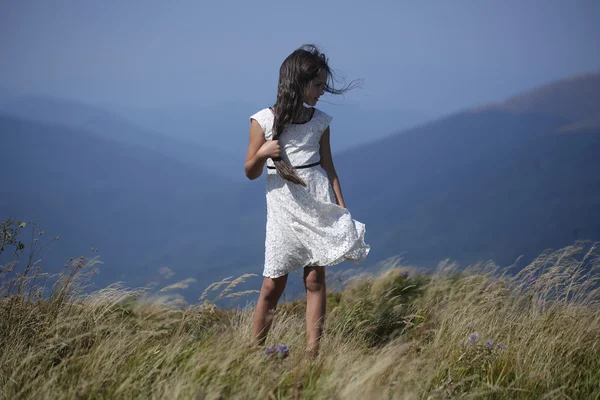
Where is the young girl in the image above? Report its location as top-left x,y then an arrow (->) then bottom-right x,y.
244,44 -> 370,357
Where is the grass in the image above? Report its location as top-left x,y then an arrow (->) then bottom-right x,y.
1,219 -> 600,399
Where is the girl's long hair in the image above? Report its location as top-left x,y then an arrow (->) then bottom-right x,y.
271,44 -> 360,186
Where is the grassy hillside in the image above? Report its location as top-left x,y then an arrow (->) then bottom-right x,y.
2,220 -> 599,399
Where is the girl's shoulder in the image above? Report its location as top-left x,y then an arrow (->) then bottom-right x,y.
312,108 -> 333,129
249,108 -> 274,128
249,107 -> 333,136
249,108 -> 275,140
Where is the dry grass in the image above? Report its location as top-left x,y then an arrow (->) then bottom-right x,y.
1,220 -> 599,399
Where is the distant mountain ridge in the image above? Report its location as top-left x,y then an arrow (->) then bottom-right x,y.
0,95 -> 239,178
334,71 -> 600,268
98,101 -> 436,156
485,70 -> 600,129
0,113 -> 263,293
1,71 -> 599,301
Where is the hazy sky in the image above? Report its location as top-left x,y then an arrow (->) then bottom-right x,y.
1,0 -> 599,114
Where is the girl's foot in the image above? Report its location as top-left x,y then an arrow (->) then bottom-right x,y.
305,346 -> 319,359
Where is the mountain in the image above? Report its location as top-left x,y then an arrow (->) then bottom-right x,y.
0,95 -> 240,179
334,71 -> 600,268
0,95 -> 115,127
102,101 -> 435,157
323,104 -> 435,152
99,101 -> 259,155
0,95 -> 435,178
2,71 -> 598,302
0,115 -> 265,293
491,70 -> 600,124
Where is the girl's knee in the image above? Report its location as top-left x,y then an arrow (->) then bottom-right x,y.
261,276 -> 287,301
304,267 -> 325,293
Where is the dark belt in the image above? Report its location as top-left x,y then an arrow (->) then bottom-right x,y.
267,160 -> 320,170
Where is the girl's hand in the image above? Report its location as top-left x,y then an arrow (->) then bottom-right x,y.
257,140 -> 281,160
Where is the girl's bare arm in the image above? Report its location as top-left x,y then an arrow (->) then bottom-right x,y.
319,127 -> 346,208
244,120 -> 280,180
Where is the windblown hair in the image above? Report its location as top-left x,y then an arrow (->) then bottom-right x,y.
271,44 -> 360,186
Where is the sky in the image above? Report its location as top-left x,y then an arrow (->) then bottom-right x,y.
1,0 -> 599,115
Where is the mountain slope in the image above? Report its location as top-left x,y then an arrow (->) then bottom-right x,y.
492,70 -> 600,123
335,71 -> 600,268
102,101 -> 435,156
2,71 -> 598,297
0,95 -> 239,178
0,115 -> 263,291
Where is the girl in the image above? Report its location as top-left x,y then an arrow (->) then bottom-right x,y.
244,44 -> 370,357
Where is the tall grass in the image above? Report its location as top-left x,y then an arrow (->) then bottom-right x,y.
1,219 -> 599,398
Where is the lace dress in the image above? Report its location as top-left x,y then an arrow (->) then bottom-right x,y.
250,107 -> 370,278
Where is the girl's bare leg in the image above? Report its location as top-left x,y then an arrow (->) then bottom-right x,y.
304,266 -> 326,357
252,274 -> 288,345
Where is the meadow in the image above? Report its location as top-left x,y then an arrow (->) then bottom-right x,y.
1,219 -> 599,399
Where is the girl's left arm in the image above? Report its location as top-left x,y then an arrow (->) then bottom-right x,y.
319,127 -> 347,209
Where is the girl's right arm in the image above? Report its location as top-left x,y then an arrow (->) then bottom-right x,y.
244,119 -> 281,180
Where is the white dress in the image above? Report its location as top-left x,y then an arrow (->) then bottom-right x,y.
250,107 -> 370,278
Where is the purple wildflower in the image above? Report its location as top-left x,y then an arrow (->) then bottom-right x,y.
496,343 -> 507,350
276,344 -> 289,358
529,275 -> 536,283
264,347 -> 275,358
487,340 -> 494,347
402,271 -> 409,278
468,332 -> 480,344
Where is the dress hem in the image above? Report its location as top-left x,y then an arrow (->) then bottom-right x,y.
261,226 -> 371,278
